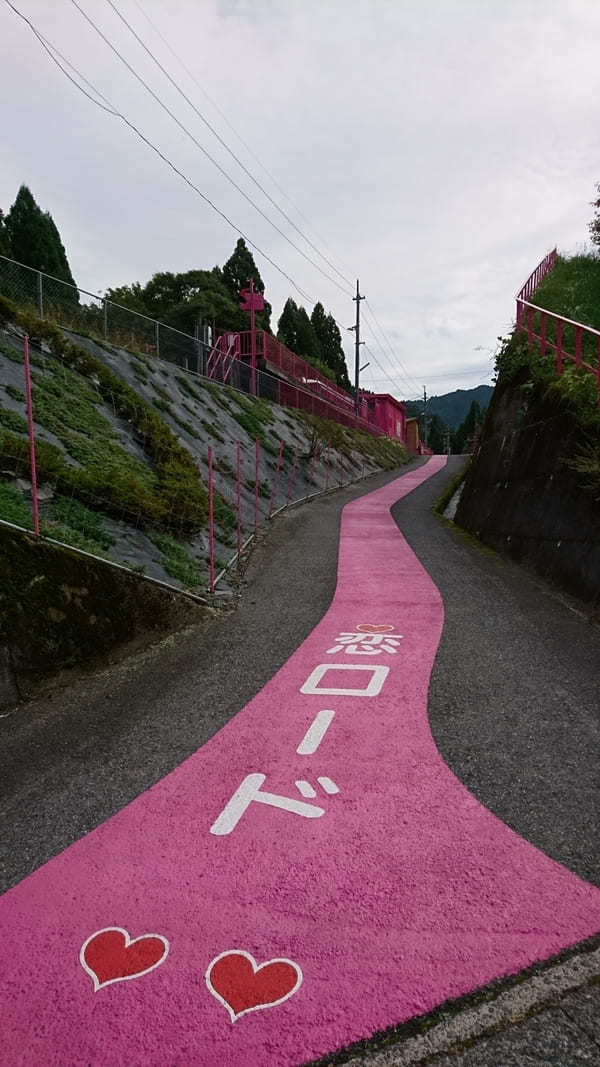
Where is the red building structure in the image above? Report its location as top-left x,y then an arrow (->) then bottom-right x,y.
359,392 -> 406,442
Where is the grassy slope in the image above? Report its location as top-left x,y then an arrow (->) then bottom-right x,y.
0,299 -> 408,591
531,254 -> 600,330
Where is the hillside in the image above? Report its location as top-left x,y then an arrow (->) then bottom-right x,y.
403,385 -> 493,428
455,251 -> 600,609
530,253 -> 600,330
0,295 -> 408,597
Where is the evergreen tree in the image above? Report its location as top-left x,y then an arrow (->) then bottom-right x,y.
295,305 -> 322,364
5,186 -> 77,292
310,303 -> 351,390
222,237 -> 271,330
0,210 -> 10,257
452,401 -> 482,453
426,412 -> 448,454
277,298 -> 300,351
589,182 -> 600,248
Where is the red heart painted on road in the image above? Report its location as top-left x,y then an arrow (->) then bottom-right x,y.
80,927 -> 169,991
356,623 -> 394,633
206,950 -> 302,1022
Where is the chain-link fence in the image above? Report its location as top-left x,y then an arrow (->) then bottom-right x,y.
0,253 -> 209,372
0,253 -> 386,437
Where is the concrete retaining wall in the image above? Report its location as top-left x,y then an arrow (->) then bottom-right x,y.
455,375 -> 600,612
0,524 -> 203,707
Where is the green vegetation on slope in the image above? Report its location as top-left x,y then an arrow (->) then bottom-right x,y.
532,254 -> 600,331
0,294 -> 208,536
524,254 -> 600,369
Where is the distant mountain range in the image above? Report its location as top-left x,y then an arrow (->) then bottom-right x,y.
403,384 -> 493,429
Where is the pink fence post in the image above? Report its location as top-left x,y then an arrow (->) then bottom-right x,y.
23,335 -> 40,536
236,441 -> 242,563
254,438 -> 260,535
306,448 -> 318,500
556,320 -> 563,375
540,313 -> 547,360
268,439 -> 284,518
597,336 -> 600,405
575,326 -> 582,369
527,305 -> 533,344
285,444 -> 299,507
207,446 -> 215,593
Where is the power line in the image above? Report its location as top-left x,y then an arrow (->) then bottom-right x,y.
4,0 -> 425,403
363,299 -> 422,394
106,0 -> 354,291
129,0 -> 341,263
69,0 -> 353,299
4,0 -> 323,305
362,344 -> 411,398
361,316 -> 419,397
367,363 -> 493,384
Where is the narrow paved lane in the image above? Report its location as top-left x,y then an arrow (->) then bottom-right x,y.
1,458 -> 599,1066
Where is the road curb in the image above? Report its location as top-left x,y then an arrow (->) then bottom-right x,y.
314,937 -> 600,1065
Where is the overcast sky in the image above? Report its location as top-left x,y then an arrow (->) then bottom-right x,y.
2,0 -> 599,399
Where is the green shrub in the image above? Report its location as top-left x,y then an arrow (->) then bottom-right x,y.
0,338 -> 23,363
0,480 -> 33,528
5,384 -> 25,402
0,295 -> 208,536
0,405 -> 28,434
53,496 -> 115,549
150,532 -> 205,587
176,375 -> 203,402
40,520 -> 110,557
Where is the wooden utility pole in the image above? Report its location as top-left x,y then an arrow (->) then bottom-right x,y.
352,279 -> 365,414
422,386 -> 428,447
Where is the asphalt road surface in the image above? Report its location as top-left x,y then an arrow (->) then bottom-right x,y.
1,455 -> 598,1066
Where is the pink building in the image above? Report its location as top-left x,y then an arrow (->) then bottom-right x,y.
360,393 -> 406,443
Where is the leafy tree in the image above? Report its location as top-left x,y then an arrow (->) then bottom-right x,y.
589,182 -> 600,248
310,302 -> 351,390
106,268 -> 246,338
5,186 -> 78,296
222,237 -> 271,330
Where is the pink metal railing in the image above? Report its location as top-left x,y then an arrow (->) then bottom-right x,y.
238,330 -> 355,407
515,248 -> 557,321
515,249 -> 600,401
231,328 -> 385,436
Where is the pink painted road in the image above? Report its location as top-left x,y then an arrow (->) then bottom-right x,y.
2,457 -> 600,1065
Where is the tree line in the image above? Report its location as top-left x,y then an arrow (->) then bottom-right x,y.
0,186 -> 352,390
404,400 -> 485,455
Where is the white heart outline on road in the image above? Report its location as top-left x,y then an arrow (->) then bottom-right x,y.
79,926 -> 170,992
205,948 -> 303,1022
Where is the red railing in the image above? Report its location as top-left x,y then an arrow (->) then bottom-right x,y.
225,328 -> 383,435
238,330 -> 355,409
515,250 -> 600,402
515,248 -> 557,312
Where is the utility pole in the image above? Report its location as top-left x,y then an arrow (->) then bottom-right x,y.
352,279 -> 365,414
422,386 -> 428,447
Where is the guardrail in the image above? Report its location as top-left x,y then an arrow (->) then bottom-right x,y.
515,249 -> 600,401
